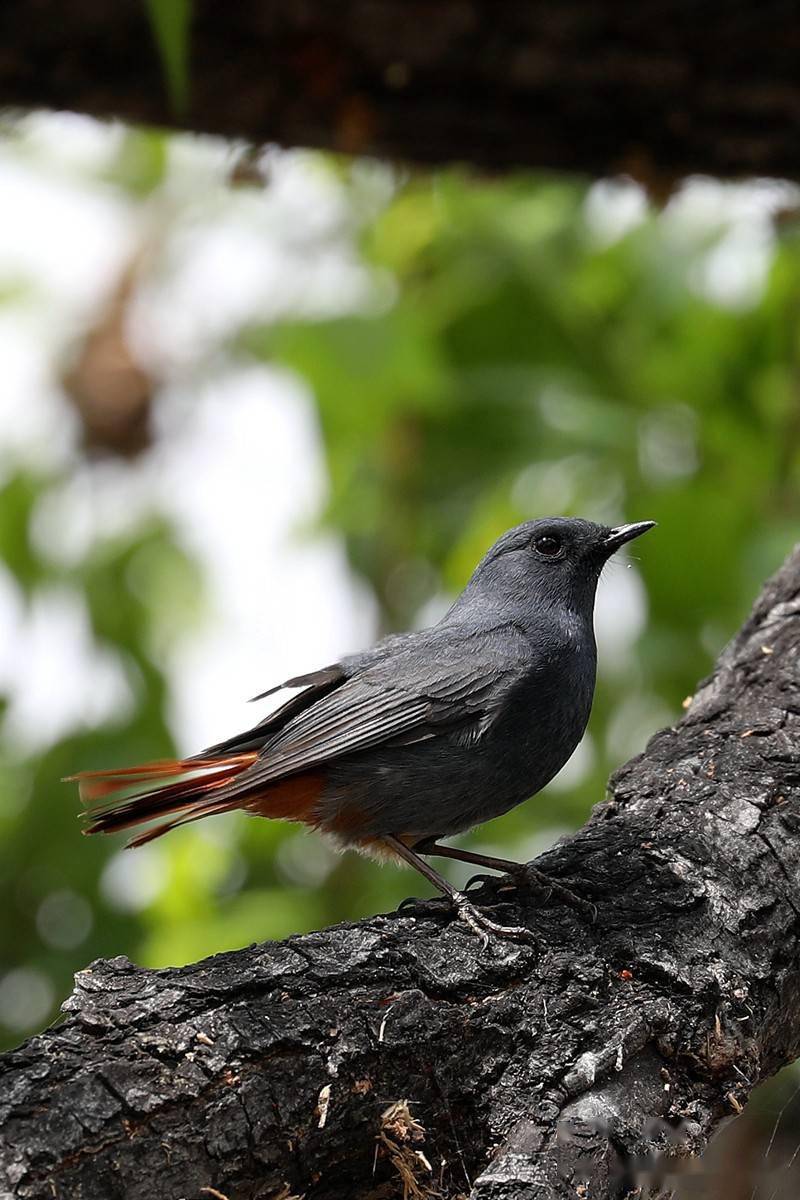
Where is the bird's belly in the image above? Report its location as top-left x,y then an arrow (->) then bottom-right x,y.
319,682 -> 592,842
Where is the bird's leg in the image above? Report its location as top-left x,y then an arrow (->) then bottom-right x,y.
414,839 -> 597,923
383,835 -> 537,947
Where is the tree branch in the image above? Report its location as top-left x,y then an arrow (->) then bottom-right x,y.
2,547 -> 800,1200
2,2 -> 800,182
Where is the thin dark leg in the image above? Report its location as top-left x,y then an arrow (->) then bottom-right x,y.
383,834 -> 536,947
414,840 -> 525,876
414,839 -> 597,923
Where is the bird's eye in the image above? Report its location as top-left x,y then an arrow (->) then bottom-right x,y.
533,534 -> 563,558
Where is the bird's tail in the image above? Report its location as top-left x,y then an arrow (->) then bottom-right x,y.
67,753 -> 258,848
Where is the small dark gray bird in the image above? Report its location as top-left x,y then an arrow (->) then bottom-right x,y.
72,517 -> 655,941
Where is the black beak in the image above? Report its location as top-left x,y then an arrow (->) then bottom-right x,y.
603,521 -> 656,553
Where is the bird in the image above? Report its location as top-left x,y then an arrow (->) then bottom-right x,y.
70,516 -> 655,943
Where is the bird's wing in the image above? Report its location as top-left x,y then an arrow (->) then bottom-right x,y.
248,664 -> 346,703
199,664 -> 346,757
219,624 -> 531,798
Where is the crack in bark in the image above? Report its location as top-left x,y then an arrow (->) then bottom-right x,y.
756,830 -> 800,922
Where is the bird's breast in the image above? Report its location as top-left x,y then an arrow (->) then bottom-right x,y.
480,630 -> 597,803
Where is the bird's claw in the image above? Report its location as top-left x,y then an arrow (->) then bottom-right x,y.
464,872 -> 521,899
452,891 -> 539,949
464,871 -> 502,894
463,865 -> 597,924
520,865 -> 598,923
397,894 -> 447,917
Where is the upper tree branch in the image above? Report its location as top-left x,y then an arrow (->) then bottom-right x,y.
1,547 -> 800,1200
1,2 -> 800,183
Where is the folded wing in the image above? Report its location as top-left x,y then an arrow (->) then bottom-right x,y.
216,623 -> 531,801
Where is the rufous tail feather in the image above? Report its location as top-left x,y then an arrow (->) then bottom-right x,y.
66,754 -> 258,848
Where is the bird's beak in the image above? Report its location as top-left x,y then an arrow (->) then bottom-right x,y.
603,521 -> 656,552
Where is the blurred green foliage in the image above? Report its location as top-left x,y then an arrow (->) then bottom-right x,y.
144,0 -> 192,116
0,126 -> 799,1061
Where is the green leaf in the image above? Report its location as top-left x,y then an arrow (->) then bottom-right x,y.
0,473 -> 49,593
144,0 -> 192,117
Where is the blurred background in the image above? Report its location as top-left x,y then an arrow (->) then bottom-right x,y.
0,114 -> 799,1190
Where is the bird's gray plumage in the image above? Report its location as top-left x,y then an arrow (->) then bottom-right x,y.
212,516 -> 651,844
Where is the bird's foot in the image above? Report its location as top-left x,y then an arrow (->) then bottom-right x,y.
464,866 -> 597,923
517,865 -> 597,923
398,890 -> 537,949
452,890 -> 538,949
463,871 -> 518,896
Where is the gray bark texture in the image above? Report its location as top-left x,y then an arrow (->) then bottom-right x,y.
1,546 -> 800,1200
2,1 -> 800,183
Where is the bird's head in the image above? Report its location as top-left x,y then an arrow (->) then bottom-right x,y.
451,516 -> 656,621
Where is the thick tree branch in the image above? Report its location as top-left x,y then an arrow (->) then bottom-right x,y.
1,2 -> 800,183
2,547 -> 800,1199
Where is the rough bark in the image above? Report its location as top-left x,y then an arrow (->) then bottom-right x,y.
2,2 -> 800,184
1,547 -> 800,1200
